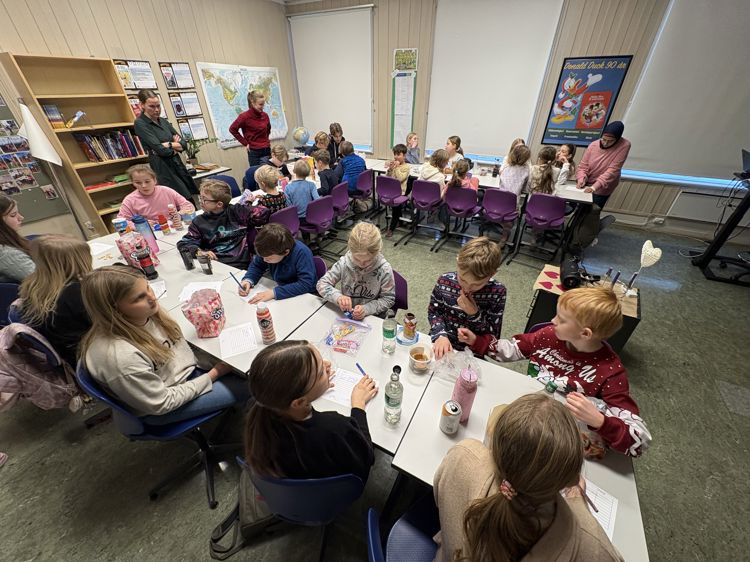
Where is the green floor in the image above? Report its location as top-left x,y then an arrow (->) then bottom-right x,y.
1,223 -> 748,561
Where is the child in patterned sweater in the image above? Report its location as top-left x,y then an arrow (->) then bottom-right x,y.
428,237 -> 506,359
457,286 -> 651,458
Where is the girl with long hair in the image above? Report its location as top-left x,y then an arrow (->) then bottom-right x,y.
444,135 -> 464,171
555,143 -> 577,176
80,266 -> 249,423
18,235 -> 93,367
433,394 -> 622,561
244,341 -> 377,481
0,195 -> 33,283
530,146 -> 571,195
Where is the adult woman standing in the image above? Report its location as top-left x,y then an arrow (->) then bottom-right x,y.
133,90 -> 197,200
229,90 -> 271,166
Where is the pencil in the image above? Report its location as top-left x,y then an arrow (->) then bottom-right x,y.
229,271 -> 243,288
355,363 -> 367,377
581,487 -> 599,513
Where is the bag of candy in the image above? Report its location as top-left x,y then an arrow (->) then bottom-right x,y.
323,317 -> 371,356
181,289 -> 225,338
115,232 -> 160,267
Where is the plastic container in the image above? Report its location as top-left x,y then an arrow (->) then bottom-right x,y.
134,242 -> 158,280
384,367 -> 403,424
451,365 -> 478,424
256,302 -> 276,344
131,214 -> 160,256
167,203 -> 184,231
381,310 -> 396,354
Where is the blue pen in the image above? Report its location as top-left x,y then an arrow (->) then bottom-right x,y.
355,363 -> 367,377
229,271 -> 244,288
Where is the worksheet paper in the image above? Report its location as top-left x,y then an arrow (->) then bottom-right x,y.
178,282 -> 223,302
88,242 -> 114,255
323,368 -> 363,408
219,323 -> 257,358
148,279 -> 167,300
584,478 -> 618,540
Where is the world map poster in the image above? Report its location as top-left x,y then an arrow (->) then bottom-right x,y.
196,62 -> 288,149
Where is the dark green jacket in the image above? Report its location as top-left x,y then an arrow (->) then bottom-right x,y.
133,113 -> 197,198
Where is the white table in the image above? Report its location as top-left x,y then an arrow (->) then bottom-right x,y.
87,230 -> 183,268
392,360 -> 648,561
287,303 -> 435,455
557,181 -> 594,204
175,276 -> 325,373
365,158 -> 502,189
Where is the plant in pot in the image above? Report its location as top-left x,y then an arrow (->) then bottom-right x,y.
185,137 -> 218,165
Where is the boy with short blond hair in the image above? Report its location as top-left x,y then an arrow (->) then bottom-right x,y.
428,237 -> 506,359
305,131 -> 330,156
176,179 -> 253,268
284,159 -> 319,219
458,286 -> 651,458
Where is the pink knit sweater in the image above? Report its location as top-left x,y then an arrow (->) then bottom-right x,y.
117,185 -> 194,223
576,138 -> 631,196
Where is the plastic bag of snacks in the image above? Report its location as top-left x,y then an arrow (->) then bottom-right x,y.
115,232 -> 160,267
181,289 -> 225,338
323,317 -> 372,356
434,347 -> 481,383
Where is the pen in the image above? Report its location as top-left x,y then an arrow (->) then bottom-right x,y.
229,271 -> 244,288
355,363 -> 367,377
580,487 -> 599,513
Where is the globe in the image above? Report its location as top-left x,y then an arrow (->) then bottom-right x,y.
292,126 -> 309,146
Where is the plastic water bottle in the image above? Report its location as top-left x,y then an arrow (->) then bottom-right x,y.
381,310 -> 396,354
451,365 -> 478,424
384,366 -> 403,424
131,214 -> 160,255
256,302 -> 276,344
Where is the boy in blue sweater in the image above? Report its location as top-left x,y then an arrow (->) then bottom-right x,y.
238,223 -> 316,303
338,141 -> 367,194
284,159 -> 319,219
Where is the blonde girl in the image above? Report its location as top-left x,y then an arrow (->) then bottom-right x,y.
0,195 -> 33,283
80,266 -> 248,423
18,235 -> 93,367
405,132 -> 421,164
499,144 -> 532,197
316,222 -> 396,320
500,138 -> 529,172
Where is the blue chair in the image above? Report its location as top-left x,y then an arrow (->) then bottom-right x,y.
75,364 -> 239,509
242,165 -> 262,191
0,283 -> 19,327
249,469 -> 365,560
212,174 -> 242,197
367,498 -> 439,562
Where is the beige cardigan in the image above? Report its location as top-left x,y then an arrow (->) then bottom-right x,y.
433,439 -> 623,562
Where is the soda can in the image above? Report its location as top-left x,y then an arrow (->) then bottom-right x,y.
403,312 -> 417,341
440,400 -> 462,435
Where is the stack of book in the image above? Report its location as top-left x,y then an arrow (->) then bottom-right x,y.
41,104 -> 65,129
73,130 -> 144,163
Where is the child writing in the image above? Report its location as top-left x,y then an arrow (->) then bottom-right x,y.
429,237 -> 506,359
313,150 -> 342,196
284,159 -> 319,219
419,149 -> 449,187
238,223 -> 316,303
384,143 -> 411,238
117,164 -> 195,224
247,165 -> 287,214
244,340 -> 377,482
339,141 -> 367,194
457,286 -> 651,458
444,135 -> 464,172
18,235 -> 93,368
176,179 -> 254,269
304,131 -> 330,156
405,132 -> 421,164
259,144 -> 292,179
555,143 -> 577,177
498,144 -> 531,196
80,266 -> 249,423
317,222 -> 395,320
0,195 -> 34,283
328,122 -> 345,163
529,146 -> 570,194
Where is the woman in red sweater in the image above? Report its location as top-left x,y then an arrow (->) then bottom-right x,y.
229,90 -> 271,166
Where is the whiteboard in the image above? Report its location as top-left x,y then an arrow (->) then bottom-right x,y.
425,0 -> 562,159
623,0 -> 750,179
289,8 -> 373,151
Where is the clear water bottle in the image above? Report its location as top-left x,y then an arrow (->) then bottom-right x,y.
384,366 -> 403,424
381,310 -> 396,354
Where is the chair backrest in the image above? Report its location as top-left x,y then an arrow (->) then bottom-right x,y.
411,180 -> 442,207
376,175 -> 401,200
526,193 -> 565,220
16,331 -> 62,368
303,195 -> 334,228
0,283 -> 19,327
482,188 -> 517,214
529,321 -> 552,333
313,256 -> 327,281
212,174 -> 242,197
444,186 -> 478,213
269,206 -> 300,237
249,471 -> 364,526
392,270 -> 408,312
367,508 -> 386,562
331,182 -> 350,212
242,165 -> 262,190
356,169 -> 374,195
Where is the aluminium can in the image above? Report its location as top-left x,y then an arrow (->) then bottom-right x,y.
440,400 -> 462,435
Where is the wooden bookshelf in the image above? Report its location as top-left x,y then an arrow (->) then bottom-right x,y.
0,53 -> 148,235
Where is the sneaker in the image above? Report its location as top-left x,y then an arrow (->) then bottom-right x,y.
385,229 -> 393,239
0,452 -> 7,468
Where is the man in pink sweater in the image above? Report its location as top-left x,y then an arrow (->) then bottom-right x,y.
576,121 -> 631,208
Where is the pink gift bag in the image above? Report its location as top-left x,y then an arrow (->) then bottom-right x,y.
115,232 -> 160,267
181,289 -> 225,338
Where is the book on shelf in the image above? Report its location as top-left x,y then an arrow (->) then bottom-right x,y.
194,162 -> 220,170
41,104 -> 66,129
85,181 -> 116,191
73,129 -> 145,163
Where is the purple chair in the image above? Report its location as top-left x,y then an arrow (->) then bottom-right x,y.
331,181 -> 350,226
391,270 -> 408,312
313,256 -> 327,281
300,196 -> 334,237
269,206 -> 300,238
395,180 -> 443,247
375,175 -> 408,230
350,169 -> 374,216
506,193 -> 566,265
432,187 -> 482,253
480,189 -> 519,246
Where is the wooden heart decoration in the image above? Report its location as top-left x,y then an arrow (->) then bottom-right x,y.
640,240 -> 662,268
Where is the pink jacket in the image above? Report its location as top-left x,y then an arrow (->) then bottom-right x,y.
117,184 -> 195,224
576,138 -> 631,196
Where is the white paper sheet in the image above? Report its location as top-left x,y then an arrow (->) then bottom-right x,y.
88,242 -> 115,256
584,478 -> 618,540
148,279 -> 167,299
322,368 -> 364,408
178,282 -> 223,302
219,322 -> 257,358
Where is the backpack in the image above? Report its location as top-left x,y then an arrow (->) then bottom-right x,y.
209,465 -> 276,559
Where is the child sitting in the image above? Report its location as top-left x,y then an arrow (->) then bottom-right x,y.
384,143 -> 411,238
555,143 -> 577,177
339,141 -> 367,194
18,235 -> 92,368
284,160 -> 319,219
328,122 -> 345,163
259,144 -> 292,179
238,223 -> 316,303
457,286 -> 651,458
429,237 -> 506,359
530,146 -> 570,194
444,135 -> 464,172
117,164 -> 195,224
244,340 -> 377,482
0,195 -> 34,283
249,165 -> 287,214
81,266 -> 249,423
443,159 -> 478,197
305,131 -> 330,156
176,179 -> 253,269
317,222 -> 395,320
498,144 -> 531,196
313,150 -> 342,196
405,132 -> 421,164
499,138 -> 530,172
419,149 -> 449,187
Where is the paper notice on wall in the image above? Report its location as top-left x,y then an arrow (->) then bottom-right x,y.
391,71 -> 416,146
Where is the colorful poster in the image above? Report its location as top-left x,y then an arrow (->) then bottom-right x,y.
542,55 -> 632,146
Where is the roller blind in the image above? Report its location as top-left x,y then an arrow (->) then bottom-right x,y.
289,8 -> 373,151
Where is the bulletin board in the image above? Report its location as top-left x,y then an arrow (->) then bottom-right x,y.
0,94 -> 68,222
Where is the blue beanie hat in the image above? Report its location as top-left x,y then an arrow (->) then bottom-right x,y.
602,121 -> 624,141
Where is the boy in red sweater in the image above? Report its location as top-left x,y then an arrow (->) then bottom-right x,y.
458,286 -> 650,458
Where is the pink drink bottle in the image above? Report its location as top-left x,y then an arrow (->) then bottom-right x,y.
451,366 -> 478,424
